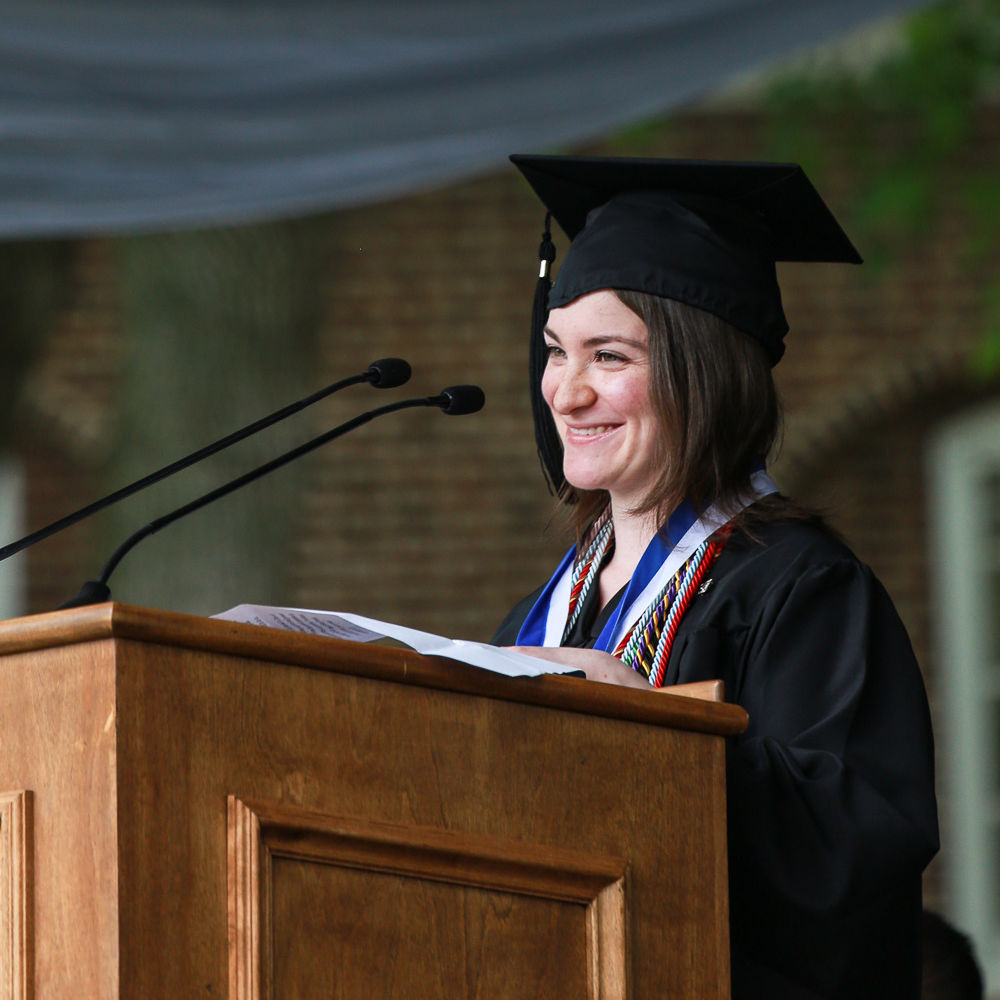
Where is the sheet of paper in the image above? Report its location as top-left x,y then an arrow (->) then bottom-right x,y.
213,603 -> 574,678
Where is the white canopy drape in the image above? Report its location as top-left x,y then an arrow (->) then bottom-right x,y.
0,0 -> 929,237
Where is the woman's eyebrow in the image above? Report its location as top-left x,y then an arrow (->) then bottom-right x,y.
583,334 -> 646,350
543,327 -> 646,351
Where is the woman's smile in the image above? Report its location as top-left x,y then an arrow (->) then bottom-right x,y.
565,424 -> 621,438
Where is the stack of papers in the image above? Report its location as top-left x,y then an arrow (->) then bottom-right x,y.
214,604 -> 575,679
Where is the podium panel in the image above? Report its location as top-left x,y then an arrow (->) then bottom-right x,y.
0,603 -> 746,999
230,799 -> 626,999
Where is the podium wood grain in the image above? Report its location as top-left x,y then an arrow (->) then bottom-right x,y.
0,603 -> 746,999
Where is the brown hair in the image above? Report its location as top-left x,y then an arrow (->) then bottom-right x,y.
564,290 -> 796,540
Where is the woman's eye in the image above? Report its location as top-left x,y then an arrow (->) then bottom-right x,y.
544,344 -> 565,359
595,350 -> 627,363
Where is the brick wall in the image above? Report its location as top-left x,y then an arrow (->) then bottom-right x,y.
16,105 -> 1000,916
13,102 -> 1000,934
17,111 -> 1000,650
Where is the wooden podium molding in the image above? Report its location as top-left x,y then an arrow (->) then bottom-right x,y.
0,791 -> 31,1000
0,603 -> 746,999
228,798 -> 628,999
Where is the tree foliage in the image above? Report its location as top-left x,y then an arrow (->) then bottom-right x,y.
763,0 -> 1000,370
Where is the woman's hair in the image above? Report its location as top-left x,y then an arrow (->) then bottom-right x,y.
564,289 -> 789,540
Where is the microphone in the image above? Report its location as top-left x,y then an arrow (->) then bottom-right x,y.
58,385 -> 485,609
0,359 -> 410,564
363,358 -> 411,388
431,385 -> 486,415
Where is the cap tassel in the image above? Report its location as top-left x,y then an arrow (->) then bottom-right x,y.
529,213 -> 566,496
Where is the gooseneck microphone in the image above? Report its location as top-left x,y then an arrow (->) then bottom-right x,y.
58,385 -> 485,609
0,358 -> 410,564
431,385 -> 487,416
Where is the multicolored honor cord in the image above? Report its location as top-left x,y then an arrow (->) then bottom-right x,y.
612,528 -> 730,686
561,512 -> 613,643
514,471 -> 778,682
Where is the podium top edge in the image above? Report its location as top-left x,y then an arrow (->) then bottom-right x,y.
0,602 -> 748,737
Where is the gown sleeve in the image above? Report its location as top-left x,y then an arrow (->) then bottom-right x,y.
673,540 -> 939,998
493,523 -> 939,998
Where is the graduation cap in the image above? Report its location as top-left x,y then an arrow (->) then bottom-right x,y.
509,153 -> 861,494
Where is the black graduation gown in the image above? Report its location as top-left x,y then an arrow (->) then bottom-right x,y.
493,519 -> 939,1000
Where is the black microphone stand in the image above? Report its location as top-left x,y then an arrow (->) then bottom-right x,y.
59,387 -> 484,609
0,359 -> 410,564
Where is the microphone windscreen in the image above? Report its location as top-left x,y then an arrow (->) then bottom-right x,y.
437,385 -> 486,415
367,358 -> 411,388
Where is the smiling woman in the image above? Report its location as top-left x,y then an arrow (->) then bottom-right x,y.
494,154 -> 940,1000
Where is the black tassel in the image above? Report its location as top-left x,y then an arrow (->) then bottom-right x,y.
529,213 -> 566,497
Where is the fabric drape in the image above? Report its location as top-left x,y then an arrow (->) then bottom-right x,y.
0,0 -> 929,237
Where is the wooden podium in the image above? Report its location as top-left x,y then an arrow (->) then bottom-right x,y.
0,603 -> 746,999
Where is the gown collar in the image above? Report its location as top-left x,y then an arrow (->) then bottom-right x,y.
515,470 -> 778,651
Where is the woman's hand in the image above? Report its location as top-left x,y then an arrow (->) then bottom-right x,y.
509,646 -> 651,690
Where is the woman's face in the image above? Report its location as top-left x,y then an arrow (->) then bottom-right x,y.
541,290 -> 658,510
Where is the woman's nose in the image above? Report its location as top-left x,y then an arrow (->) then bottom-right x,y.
549,364 -> 596,413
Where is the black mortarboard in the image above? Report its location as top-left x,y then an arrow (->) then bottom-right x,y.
510,153 -> 861,494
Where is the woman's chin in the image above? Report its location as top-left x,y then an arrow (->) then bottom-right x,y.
561,470 -> 605,494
